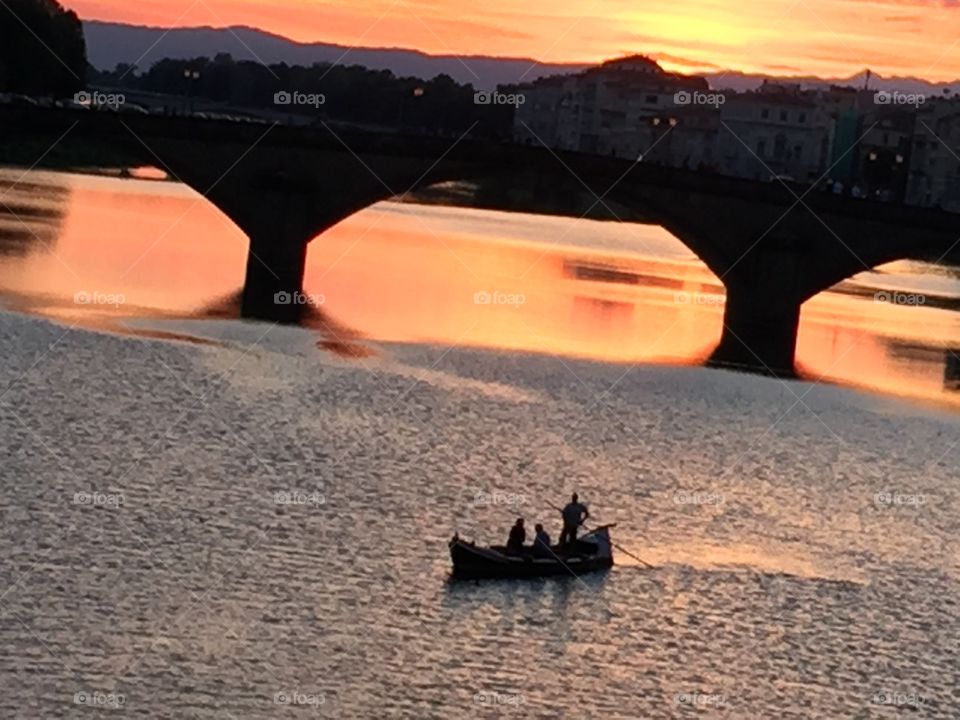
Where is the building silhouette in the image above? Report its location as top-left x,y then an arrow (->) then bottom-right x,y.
511,57 -> 960,209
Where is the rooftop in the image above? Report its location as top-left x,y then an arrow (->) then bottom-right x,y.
595,55 -> 664,74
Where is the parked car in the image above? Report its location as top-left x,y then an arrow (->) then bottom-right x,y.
116,103 -> 149,115
55,98 -> 91,110
2,94 -> 38,107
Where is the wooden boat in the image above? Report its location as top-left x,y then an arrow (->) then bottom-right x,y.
448,524 -> 615,579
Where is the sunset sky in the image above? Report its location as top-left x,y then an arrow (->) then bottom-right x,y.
70,0 -> 960,81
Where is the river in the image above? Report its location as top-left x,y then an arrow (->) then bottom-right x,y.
0,167 -> 957,718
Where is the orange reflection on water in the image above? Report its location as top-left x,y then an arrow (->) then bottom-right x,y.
306,205 -> 725,364
3,168 -> 960,410
799,290 -> 960,407
0,170 -> 247,314
310,205 -> 960,410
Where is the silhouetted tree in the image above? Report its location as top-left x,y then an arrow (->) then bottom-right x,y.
87,55 -> 516,139
0,0 -> 86,95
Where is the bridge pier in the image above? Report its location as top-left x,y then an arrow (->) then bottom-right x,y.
708,286 -> 801,378
241,232 -> 309,324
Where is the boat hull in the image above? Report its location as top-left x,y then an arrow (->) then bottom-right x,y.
449,526 -> 614,580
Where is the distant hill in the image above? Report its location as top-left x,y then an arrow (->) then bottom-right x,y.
704,70 -> 960,96
82,21 -> 588,90
83,21 -> 960,95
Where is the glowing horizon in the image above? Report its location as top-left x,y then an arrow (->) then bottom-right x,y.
68,0 -> 960,82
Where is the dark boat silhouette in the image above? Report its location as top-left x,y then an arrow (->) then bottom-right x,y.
449,524 -> 615,579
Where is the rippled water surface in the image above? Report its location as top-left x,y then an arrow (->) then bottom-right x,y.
0,168 -> 959,718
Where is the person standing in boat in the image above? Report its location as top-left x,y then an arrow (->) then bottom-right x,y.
506,518 -> 526,555
559,493 -> 589,547
532,523 -> 552,558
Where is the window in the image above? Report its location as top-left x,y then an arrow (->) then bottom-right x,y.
646,95 -> 658,103
780,110 -> 788,121
774,133 -> 787,159
799,113 -> 807,123
761,109 -> 770,119
757,140 -> 766,156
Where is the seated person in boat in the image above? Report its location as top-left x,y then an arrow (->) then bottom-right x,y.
559,493 -> 590,546
506,518 -> 526,555
532,523 -> 552,558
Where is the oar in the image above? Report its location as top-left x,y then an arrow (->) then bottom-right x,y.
610,542 -> 654,569
552,505 -> 655,569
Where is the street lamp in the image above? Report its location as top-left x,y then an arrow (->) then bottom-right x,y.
183,69 -> 201,114
398,86 -> 425,129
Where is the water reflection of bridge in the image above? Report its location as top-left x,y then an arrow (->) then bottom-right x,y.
0,176 -> 69,257
884,338 -> 960,393
4,105 -> 960,377
944,349 -> 960,391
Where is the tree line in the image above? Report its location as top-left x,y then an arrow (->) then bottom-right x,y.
89,54 -> 516,139
1,0 -> 514,138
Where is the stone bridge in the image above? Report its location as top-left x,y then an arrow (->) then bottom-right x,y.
4,106 -> 959,376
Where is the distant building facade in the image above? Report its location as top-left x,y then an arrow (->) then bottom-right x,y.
857,108 -> 915,203
513,55 -> 707,159
907,101 -> 960,210
512,57 -> 960,210
718,83 -> 830,182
